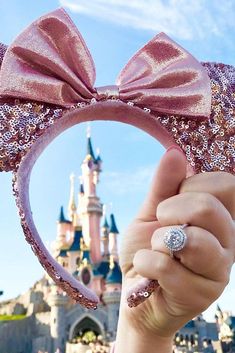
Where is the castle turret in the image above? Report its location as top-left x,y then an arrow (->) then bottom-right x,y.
68,173 -> 78,226
109,214 -> 119,260
103,255 -> 122,341
57,249 -> 68,269
101,215 -> 110,257
106,255 -> 122,288
55,206 -> 71,250
79,128 -> 103,263
66,227 -> 83,274
95,148 -> 102,181
49,290 -> 68,353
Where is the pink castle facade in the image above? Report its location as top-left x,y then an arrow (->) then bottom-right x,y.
53,129 -> 122,296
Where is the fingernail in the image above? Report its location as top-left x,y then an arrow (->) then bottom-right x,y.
166,145 -> 185,155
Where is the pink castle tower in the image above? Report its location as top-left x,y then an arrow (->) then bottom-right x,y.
78,126 -> 103,264
52,128 -> 122,300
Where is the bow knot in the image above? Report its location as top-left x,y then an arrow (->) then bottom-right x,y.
95,85 -> 120,101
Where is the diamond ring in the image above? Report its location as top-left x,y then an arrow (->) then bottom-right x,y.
163,224 -> 188,258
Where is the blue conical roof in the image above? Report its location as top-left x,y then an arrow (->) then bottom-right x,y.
96,260 -> 110,278
106,261 -> 122,284
87,136 -> 96,160
58,249 -> 68,257
102,216 -> 109,229
68,229 -> 83,252
81,249 -> 91,263
80,183 -> 84,194
109,214 -> 119,234
96,154 -> 102,163
58,206 -> 71,223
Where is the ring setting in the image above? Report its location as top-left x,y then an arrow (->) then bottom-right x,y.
163,224 -> 188,257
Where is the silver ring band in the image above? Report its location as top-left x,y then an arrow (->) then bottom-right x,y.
163,224 -> 188,258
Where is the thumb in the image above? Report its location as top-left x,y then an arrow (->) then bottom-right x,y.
136,146 -> 187,222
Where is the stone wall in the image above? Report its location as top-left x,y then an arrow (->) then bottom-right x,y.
35,312 -> 51,336
32,336 -> 52,353
0,315 -> 35,353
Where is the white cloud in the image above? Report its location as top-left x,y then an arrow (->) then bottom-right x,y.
102,164 -> 155,195
59,0 -> 235,40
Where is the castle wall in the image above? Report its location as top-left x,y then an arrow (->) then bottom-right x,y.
32,336 -> 52,353
35,312 -> 51,336
0,315 -> 35,353
102,292 -> 121,341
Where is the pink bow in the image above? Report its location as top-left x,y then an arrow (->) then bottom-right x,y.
0,8 -> 211,118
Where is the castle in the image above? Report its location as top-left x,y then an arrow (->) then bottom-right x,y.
1,131 -> 235,353
0,130 -> 122,353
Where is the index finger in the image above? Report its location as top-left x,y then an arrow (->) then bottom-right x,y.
180,172 -> 235,218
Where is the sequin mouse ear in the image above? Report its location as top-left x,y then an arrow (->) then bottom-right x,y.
0,41 -> 63,172
0,8 -> 235,310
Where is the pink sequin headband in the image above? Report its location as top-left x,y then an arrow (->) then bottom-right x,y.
0,8 -> 234,309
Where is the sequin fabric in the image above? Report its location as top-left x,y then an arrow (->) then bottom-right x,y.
0,98 -> 64,171
11,173 -> 98,309
156,62 -> 235,174
127,280 -> 158,308
0,61 -> 235,174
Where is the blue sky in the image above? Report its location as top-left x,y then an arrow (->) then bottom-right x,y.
0,0 -> 235,321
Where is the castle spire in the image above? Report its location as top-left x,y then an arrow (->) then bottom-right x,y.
86,124 -> 96,160
110,214 -> 119,234
80,127 -> 103,263
102,205 -> 109,229
103,215 -> 109,229
68,173 -> 77,223
109,213 -> 119,260
58,206 -> 66,223
101,205 -> 110,257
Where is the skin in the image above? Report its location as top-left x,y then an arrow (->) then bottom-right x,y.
114,147 -> 235,353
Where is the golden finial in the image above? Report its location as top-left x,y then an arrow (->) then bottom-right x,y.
68,173 -> 77,221
103,204 -> 107,217
87,122 -> 91,138
109,255 -> 115,270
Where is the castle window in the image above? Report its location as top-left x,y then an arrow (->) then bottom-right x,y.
81,268 -> 91,285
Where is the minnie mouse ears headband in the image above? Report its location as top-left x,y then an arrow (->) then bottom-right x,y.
0,8 -> 234,309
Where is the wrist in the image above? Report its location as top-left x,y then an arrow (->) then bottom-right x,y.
115,308 -> 174,353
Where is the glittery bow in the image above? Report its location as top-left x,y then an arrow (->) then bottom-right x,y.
0,8 -> 211,118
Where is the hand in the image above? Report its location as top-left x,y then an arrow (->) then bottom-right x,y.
115,147 -> 235,353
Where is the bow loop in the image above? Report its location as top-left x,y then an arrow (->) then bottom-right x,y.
0,8 -> 96,107
117,32 -> 211,118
